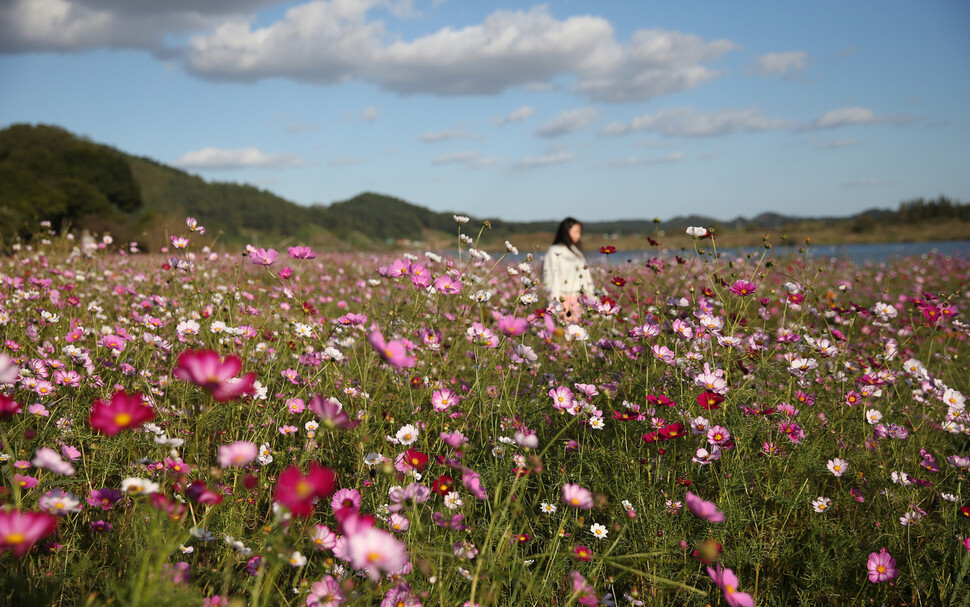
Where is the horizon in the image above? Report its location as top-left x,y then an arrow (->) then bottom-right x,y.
1,1 -> 968,221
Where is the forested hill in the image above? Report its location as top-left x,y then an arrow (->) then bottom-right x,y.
1,123 -> 967,250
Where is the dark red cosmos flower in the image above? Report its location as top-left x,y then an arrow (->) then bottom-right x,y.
961,506 -> 970,519
697,391 -> 724,410
274,463 -> 337,517
515,533 -> 531,543
404,449 -> 429,471
432,475 -> 455,496
647,237 -> 660,246
647,394 -> 676,407
611,277 -> 627,288
641,432 -> 659,444
573,545 -> 592,561
599,246 -> 617,255
612,410 -> 640,422
659,423 -> 686,440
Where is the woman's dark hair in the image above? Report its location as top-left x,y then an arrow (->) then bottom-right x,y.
552,217 -> 583,251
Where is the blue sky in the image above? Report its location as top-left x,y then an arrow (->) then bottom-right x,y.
1,0 -> 968,221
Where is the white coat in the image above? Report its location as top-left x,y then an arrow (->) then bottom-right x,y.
542,244 -> 594,299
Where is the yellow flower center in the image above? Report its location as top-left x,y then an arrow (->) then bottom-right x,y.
5,532 -> 26,544
115,412 -> 132,427
877,565 -> 885,573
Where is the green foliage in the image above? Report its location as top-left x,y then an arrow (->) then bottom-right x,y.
0,124 -> 142,241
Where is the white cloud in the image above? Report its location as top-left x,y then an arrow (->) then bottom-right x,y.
360,106 -> 380,121
752,51 -> 807,77
805,106 -> 914,130
3,2 -> 737,102
431,150 -> 503,168
535,107 -> 599,138
173,146 -> 304,169
604,152 -> 684,167
601,107 -> 791,138
492,106 -> 533,126
179,4 -> 734,101
328,156 -> 368,167
0,0 -> 284,53
512,152 -> 575,169
418,129 -> 482,142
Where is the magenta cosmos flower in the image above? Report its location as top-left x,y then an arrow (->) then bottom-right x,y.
867,548 -> 898,583
173,349 -> 256,401
729,280 -> 758,297
0,509 -> 58,556
367,331 -> 416,368
308,395 -> 357,429
685,491 -> 726,523
274,462 -> 337,517
89,390 -> 155,436
287,245 -> 316,260
707,564 -> 754,607
562,483 -> 594,510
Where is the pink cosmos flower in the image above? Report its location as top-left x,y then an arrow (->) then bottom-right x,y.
707,564 -> 754,607
217,441 -> 258,468
562,483 -> 594,510
380,584 -> 420,607
431,388 -> 458,412
497,314 -> 529,337
331,488 -> 362,517
706,425 -> 732,446
173,349 -> 256,401
89,390 -> 155,436
249,248 -> 279,266
32,447 -> 75,476
569,570 -> 599,606
346,526 -> 409,581
433,274 -> 462,294
549,386 -> 574,411
0,509 -> 58,556
310,524 -> 338,551
14,474 -> 38,490
288,245 -> 317,260
306,574 -> 344,607
685,491 -> 725,522
867,548 -> 898,583
274,462 -> 337,517
367,331 -> 416,368
0,353 -> 20,384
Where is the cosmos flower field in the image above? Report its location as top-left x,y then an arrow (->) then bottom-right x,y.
1,220 -> 969,606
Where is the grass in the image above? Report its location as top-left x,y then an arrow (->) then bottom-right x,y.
0,222 -> 968,606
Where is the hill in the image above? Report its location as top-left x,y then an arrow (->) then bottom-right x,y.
0,123 -> 967,250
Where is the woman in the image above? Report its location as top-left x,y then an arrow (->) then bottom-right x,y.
542,217 -> 595,321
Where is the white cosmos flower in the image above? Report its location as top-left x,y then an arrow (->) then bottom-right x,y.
827,458 -> 849,477
121,477 -> 160,495
396,424 -> 419,446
